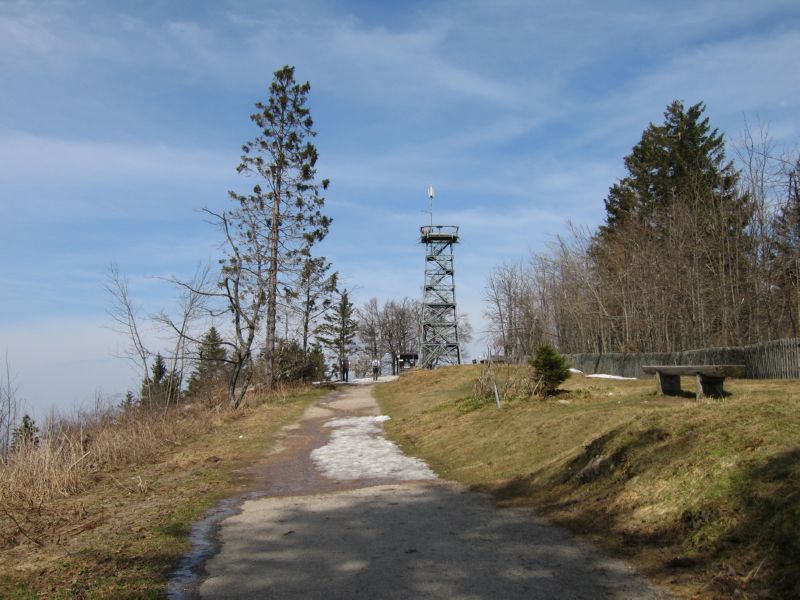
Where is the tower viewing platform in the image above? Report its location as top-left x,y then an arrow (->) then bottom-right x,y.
420,225 -> 459,243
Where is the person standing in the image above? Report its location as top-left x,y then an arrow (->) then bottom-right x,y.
371,358 -> 380,381
341,358 -> 350,382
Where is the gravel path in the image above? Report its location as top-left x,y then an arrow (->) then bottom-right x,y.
197,382 -> 666,599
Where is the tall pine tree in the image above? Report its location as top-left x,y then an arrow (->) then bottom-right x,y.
228,66 -> 331,390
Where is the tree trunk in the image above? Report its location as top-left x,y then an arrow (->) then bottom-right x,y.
265,180 -> 281,389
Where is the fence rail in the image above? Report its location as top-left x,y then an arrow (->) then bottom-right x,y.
565,338 -> 800,380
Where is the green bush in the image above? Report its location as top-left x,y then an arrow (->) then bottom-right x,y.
529,343 -> 570,396
274,340 -> 327,382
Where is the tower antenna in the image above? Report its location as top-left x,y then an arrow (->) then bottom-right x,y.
427,185 -> 434,227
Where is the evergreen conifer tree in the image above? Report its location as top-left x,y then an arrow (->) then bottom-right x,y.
288,257 -> 338,355
316,289 -> 358,367
120,391 -> 137,411
600,100 -> 741,237
187,326 -> 228,398
530,344 -> 570,397
141,353 -> 180,408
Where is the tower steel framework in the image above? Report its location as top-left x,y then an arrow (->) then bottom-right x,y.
419,224 -> 461,368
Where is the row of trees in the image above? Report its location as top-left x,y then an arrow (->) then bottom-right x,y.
128,289 -> 427,410
485,101 -> 800,356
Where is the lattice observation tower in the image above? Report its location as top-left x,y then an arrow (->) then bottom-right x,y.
419,217 -> 461,369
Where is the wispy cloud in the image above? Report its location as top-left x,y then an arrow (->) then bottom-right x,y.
0,129 -> 233,221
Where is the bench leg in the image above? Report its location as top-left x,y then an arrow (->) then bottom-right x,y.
657,373 -> 682,395
697,375 -> 726,399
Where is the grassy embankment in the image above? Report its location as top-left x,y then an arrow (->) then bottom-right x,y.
0,386 -> 328,598
374,365 -> 799,599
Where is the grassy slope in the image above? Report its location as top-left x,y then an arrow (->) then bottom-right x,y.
0,388 -> 326,599
374,365 -> 800,599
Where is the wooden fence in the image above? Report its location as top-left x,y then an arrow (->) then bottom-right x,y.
565,338 -> 800,380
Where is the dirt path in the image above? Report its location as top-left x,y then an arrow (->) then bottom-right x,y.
194,382 -> 666,599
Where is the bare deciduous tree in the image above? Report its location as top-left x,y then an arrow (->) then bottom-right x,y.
358,297 -> 422,373
483,261 -> 540,359
105,264 -> 153,407
380,298 -> 421,372
0,351 -> 20,460
153,265 -> 212,411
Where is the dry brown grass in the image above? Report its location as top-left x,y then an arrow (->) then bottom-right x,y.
1,404 -> 212,525
0,382 -> 311,517
0,384 -> 327,597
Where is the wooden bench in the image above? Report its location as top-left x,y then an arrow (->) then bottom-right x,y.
641,365 -> 745,400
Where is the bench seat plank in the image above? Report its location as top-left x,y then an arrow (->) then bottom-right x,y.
641,365 -> 745,378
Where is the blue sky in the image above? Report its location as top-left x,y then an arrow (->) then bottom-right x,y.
1,0 -> 798,416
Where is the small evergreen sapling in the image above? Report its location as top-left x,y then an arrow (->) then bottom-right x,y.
530,344 -> 570,397
11,414 -> 39,452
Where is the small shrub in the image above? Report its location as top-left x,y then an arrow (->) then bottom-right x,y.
471,363 -> 542,407
455,395 -> 491,414
529,344 -> 570,397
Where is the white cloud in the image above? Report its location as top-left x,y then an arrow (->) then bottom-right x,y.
0,129 -> 229,183
632,29 -> 800,134
573,23 -> 800,151
0,129 -> 232,220
223,4 -> 526,108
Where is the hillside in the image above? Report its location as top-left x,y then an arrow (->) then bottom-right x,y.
0,388 -> 325,598
374,365 -> 800,599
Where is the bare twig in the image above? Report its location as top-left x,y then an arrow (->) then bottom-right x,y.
0,501 -> 42,546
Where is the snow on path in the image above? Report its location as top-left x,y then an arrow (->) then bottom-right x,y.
310,415 -> 437,481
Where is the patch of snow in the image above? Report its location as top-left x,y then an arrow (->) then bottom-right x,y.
569,368 -> 583,374
557,399 -> 572,405
586,374 -> 637,381
349,375 -> 400,385
311,416 -> 436,481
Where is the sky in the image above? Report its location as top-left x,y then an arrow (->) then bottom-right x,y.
1,0 -> 798,417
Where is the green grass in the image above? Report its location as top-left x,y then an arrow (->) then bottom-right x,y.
375,365 -> 800,599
